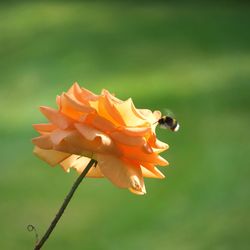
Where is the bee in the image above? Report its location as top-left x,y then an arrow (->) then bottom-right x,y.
157,115 -> 180,132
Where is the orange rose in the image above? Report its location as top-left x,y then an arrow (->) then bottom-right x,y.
32,83 -> 169,194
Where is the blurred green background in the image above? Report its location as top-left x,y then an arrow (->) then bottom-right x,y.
1,1 -> 250,249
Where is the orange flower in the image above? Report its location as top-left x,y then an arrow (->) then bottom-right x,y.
32,83 -> 169,194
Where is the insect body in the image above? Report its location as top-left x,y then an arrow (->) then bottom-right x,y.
157,116 -> 180,132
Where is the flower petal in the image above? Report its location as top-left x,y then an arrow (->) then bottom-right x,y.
59,93 -> 95,121
112,98 -> 148,127
90,115 -> 116,133
74,123 -> 119,155
32,135 -> 53,149
148,133 -> 169,150
33,146 -> 70,166
72,156 -> 103,177
62,93 -> 95,113
128,174 -> 146,195
50,129 -> 74,145
110,131 -> 146,146
137,109 -> 161,124
141,163 -> 165,179
117,143 -> 169,166
101,89 -> 123,104
40,106 -> 72,129
67,82 -> 85,102
96,154 -> 146,194
74,123 -> 109,142
67,82 -> 98,103
33,123 -> 57,134
60,154 -> 79,172
52,130 -> 98,156
97,95 -> 125,126
118,126 -> 151,137
60,155 -> 103,177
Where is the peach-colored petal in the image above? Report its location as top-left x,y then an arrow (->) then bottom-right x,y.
67,82 -> 85,102
71,156 -> 103,177
63,93 -> 95,113
32,135 -> 53,150
60,95 -> 83,121
110,131 -> 146,146
90,115 -> 116,133
59,95 -> 83,120
74,123 -> 119,155
67,82 -> 98,103
151,146 -> 169,154
117,143 -> 169,166
128,174 -> 146,195
101,89 -> 123,104
96,154 -> 146,194
60,154 -> 79,172
50,129 -> 74,145
118,126 -> 151,137
74,123 -> 110,143
143,143 -> 154,153
53,130 -> 99,156
155,155 -> 169,166
153,110 -> 162,121
53,139 -> 92,157
88,99 -> 99,111
100,94 -> 125,125
155,139 -> 169,149
112,98 -> 148,127
51,129 -> 118,157
33,146 -> 70,166
40,106 -> 72,130
60,155 -> 103,177
141,163 -> 165,179
148,133 -> 169,150
60,93 -> 95,121
80,87 -> 99,102
33,123 -> 57,134
137,109 -> 161,124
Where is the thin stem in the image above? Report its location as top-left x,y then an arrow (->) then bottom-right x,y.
34,158 -> 97,250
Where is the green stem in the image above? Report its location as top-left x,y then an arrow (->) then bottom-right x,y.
34,158 -> 97,250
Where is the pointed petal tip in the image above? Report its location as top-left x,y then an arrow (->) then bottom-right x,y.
32,135 -> 53,149
39,105 -> 49,112
129,175 -> 146,195
157,156 -> 169,166
159,174 -> 166,179
73,81 -> 79,86
68,82 -> 80,92
129,187 -> 146,195
31,136 -> 42,145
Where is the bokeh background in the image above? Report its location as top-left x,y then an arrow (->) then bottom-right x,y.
1,1 -> 250,249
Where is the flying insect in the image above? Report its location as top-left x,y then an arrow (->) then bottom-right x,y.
157,115 -> 179,132
154,109 -> 180,132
